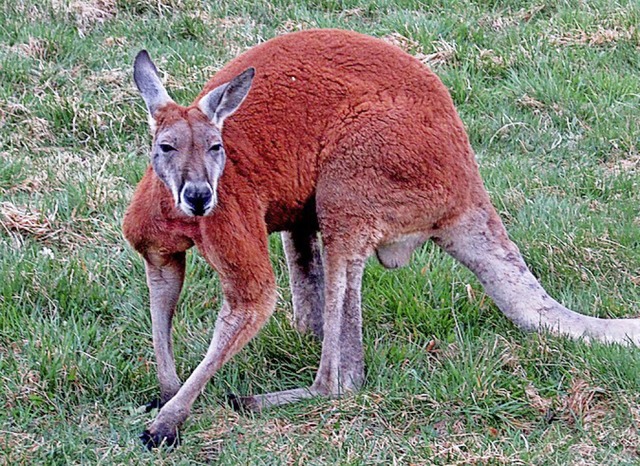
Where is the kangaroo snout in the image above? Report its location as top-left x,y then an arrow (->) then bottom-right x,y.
180,182 -> 214,216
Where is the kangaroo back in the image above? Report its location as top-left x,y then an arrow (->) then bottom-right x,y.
197,29 -> 481,232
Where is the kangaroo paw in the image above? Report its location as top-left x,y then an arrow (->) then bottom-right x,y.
140,426 -> 180,451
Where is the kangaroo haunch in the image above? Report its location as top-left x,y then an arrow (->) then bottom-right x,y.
123,29 -> 640,449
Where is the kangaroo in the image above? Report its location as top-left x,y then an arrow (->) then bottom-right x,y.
123,29 -> 640,449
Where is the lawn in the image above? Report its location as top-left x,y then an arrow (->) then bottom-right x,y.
1,0 -> 639,464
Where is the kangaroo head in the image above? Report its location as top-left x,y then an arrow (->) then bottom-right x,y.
133,50 -> 254,216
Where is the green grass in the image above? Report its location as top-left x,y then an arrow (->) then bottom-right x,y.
1,0 -> 639,464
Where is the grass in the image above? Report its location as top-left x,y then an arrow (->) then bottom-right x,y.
1,0 -> 639,463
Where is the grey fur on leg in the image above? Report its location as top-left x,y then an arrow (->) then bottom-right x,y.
145,293 -> 276,443
339,259 -> 365,391
312,252 -> 367,396
230,256 -> 366,412
436,206 -> 640,345
144,252 -> 185,404
282,230 -> 325,338
311,254 -> 347,395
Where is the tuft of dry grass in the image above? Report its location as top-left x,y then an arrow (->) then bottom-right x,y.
381,33 -> 457,68
417,39 -> 458,68
0,202 -> 62,244
53,0 -> 117,34
517,94 -> 564,118
382,32 -> 421,53
276,19 -> 315,35
5,175 -> 46,195
604,151 -> 639,175
482,5 -> 546,31
0,201 -> 92,248
477,48 -> 509,69
550,26 -> 637,46
561,376 -> 608,428
6,37 -> 49,60
0,100 -> 54,150
213,15 -> 256,32
0,430 -> 42,465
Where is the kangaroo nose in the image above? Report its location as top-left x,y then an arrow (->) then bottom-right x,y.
181,183 -> 213,216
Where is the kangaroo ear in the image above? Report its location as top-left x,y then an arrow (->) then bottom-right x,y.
133,50 -> 173,118
198,68 -> 255,127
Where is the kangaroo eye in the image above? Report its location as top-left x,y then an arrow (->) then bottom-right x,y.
209,143 -> 222,152
159,144 -> 176,153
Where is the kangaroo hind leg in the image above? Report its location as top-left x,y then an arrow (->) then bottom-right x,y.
230,119 -> 427,411
434,204 -> 640,345
230,234 -> 369,411
282,230 -> 325,338
313,252 -> 366,395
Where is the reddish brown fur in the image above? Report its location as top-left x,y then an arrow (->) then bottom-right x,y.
125,29 -> 488,267
124,29 -> 639,449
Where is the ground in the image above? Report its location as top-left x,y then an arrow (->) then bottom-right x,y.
0,0 -> 639,464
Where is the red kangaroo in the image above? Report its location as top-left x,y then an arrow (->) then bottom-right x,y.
123,29 -> 640,448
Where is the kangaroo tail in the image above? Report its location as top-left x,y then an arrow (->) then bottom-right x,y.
434,205 -> 640,345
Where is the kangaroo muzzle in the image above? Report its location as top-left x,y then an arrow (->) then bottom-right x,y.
179,181 -> 214,216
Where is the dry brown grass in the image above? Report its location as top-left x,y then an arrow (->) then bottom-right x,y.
482,5 -> 546,31
6,37 -> 49,60
0,341 -> 49,465
561,376 -> 607,427
0,99 -> 54,150
381,33 -> 457,68
276,19 -> 315,34
0,202 -> 63,244
604,150 -> 640,176
0,341 -> 47,409
516,94 -> 564,118
194,381 -> 640,466
418,39 -> 458,68
0,430 -> 42,466
52,0 -> 116,34
560,392 -> 640,464
196,398 -> 528,465
550,26 -> 637,46
478,48 -> 506,67
5,174 -> 46,195
213,15 -> 256,32
0,201 -> 93,249
382,32 -> 421,53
